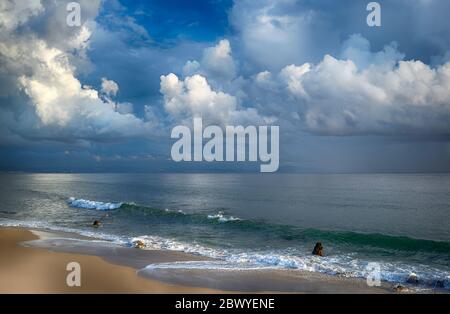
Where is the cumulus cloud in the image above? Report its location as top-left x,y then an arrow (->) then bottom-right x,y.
16,38 -> 151,139
249,38 -> 450,135
223,0 -> 450,137
182,60 -> 201,77
340,34 -> 404,70
182,39 -> 237,84
170,32 -> 450,136
162,40 -> 272,126
201,39 -> 236,81
0,0 -> 155,143
0,0 -> 43,30
2,0 -> 450,148
101,78 -> 119,97
160,73 -> 270,126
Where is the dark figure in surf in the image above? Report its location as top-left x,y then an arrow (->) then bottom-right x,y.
312,242 -> 323,256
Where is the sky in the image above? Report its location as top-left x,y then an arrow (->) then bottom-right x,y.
0,0 -> 449,173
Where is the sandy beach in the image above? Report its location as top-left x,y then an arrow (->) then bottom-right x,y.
1,0 -> 449,301
0,226 -> 402,294
0,227 -> 221,293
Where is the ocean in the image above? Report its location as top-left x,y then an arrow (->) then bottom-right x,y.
0,173 -> 449,290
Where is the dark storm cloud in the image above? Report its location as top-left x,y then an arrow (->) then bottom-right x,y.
230,0 -> 450,71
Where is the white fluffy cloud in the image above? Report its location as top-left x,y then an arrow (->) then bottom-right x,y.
251,37 -> 450,135
201,39 -> 236,81
0,0 -> 155,142
0,0 -> 43,30
2,0 -> 450,146
340,34 -> 405,70
162,40 -> 271,126
182,39 -> 236,83
168,33 -> 450,136
161,73 -> 269,126
16,37 -> 151,138
101,78 -> 119,97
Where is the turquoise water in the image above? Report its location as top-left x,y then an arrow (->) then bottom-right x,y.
0,173 -> 449,289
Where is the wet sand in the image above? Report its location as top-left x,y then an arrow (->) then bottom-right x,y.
0,227 -> 220,293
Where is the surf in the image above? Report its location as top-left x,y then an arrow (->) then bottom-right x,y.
66,197 -> 450,254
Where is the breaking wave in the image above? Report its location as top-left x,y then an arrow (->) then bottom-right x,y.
67,197 -> 123,211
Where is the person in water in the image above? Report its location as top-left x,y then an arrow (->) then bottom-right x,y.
312,242 -> 324,256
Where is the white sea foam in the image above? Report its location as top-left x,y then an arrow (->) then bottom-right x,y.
0,218 -> 128,245
1,217 -> 448,290
131,234 -> 450,290
164,208 -> 186,215
207,212 -> 241,222
143,260 -> 274,271
67,197 -> 122,211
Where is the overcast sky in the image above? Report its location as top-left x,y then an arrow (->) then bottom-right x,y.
0,0 -> 449,173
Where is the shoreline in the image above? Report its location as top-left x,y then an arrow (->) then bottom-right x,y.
0,227 -> 222,293
0,226 -> 406,294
